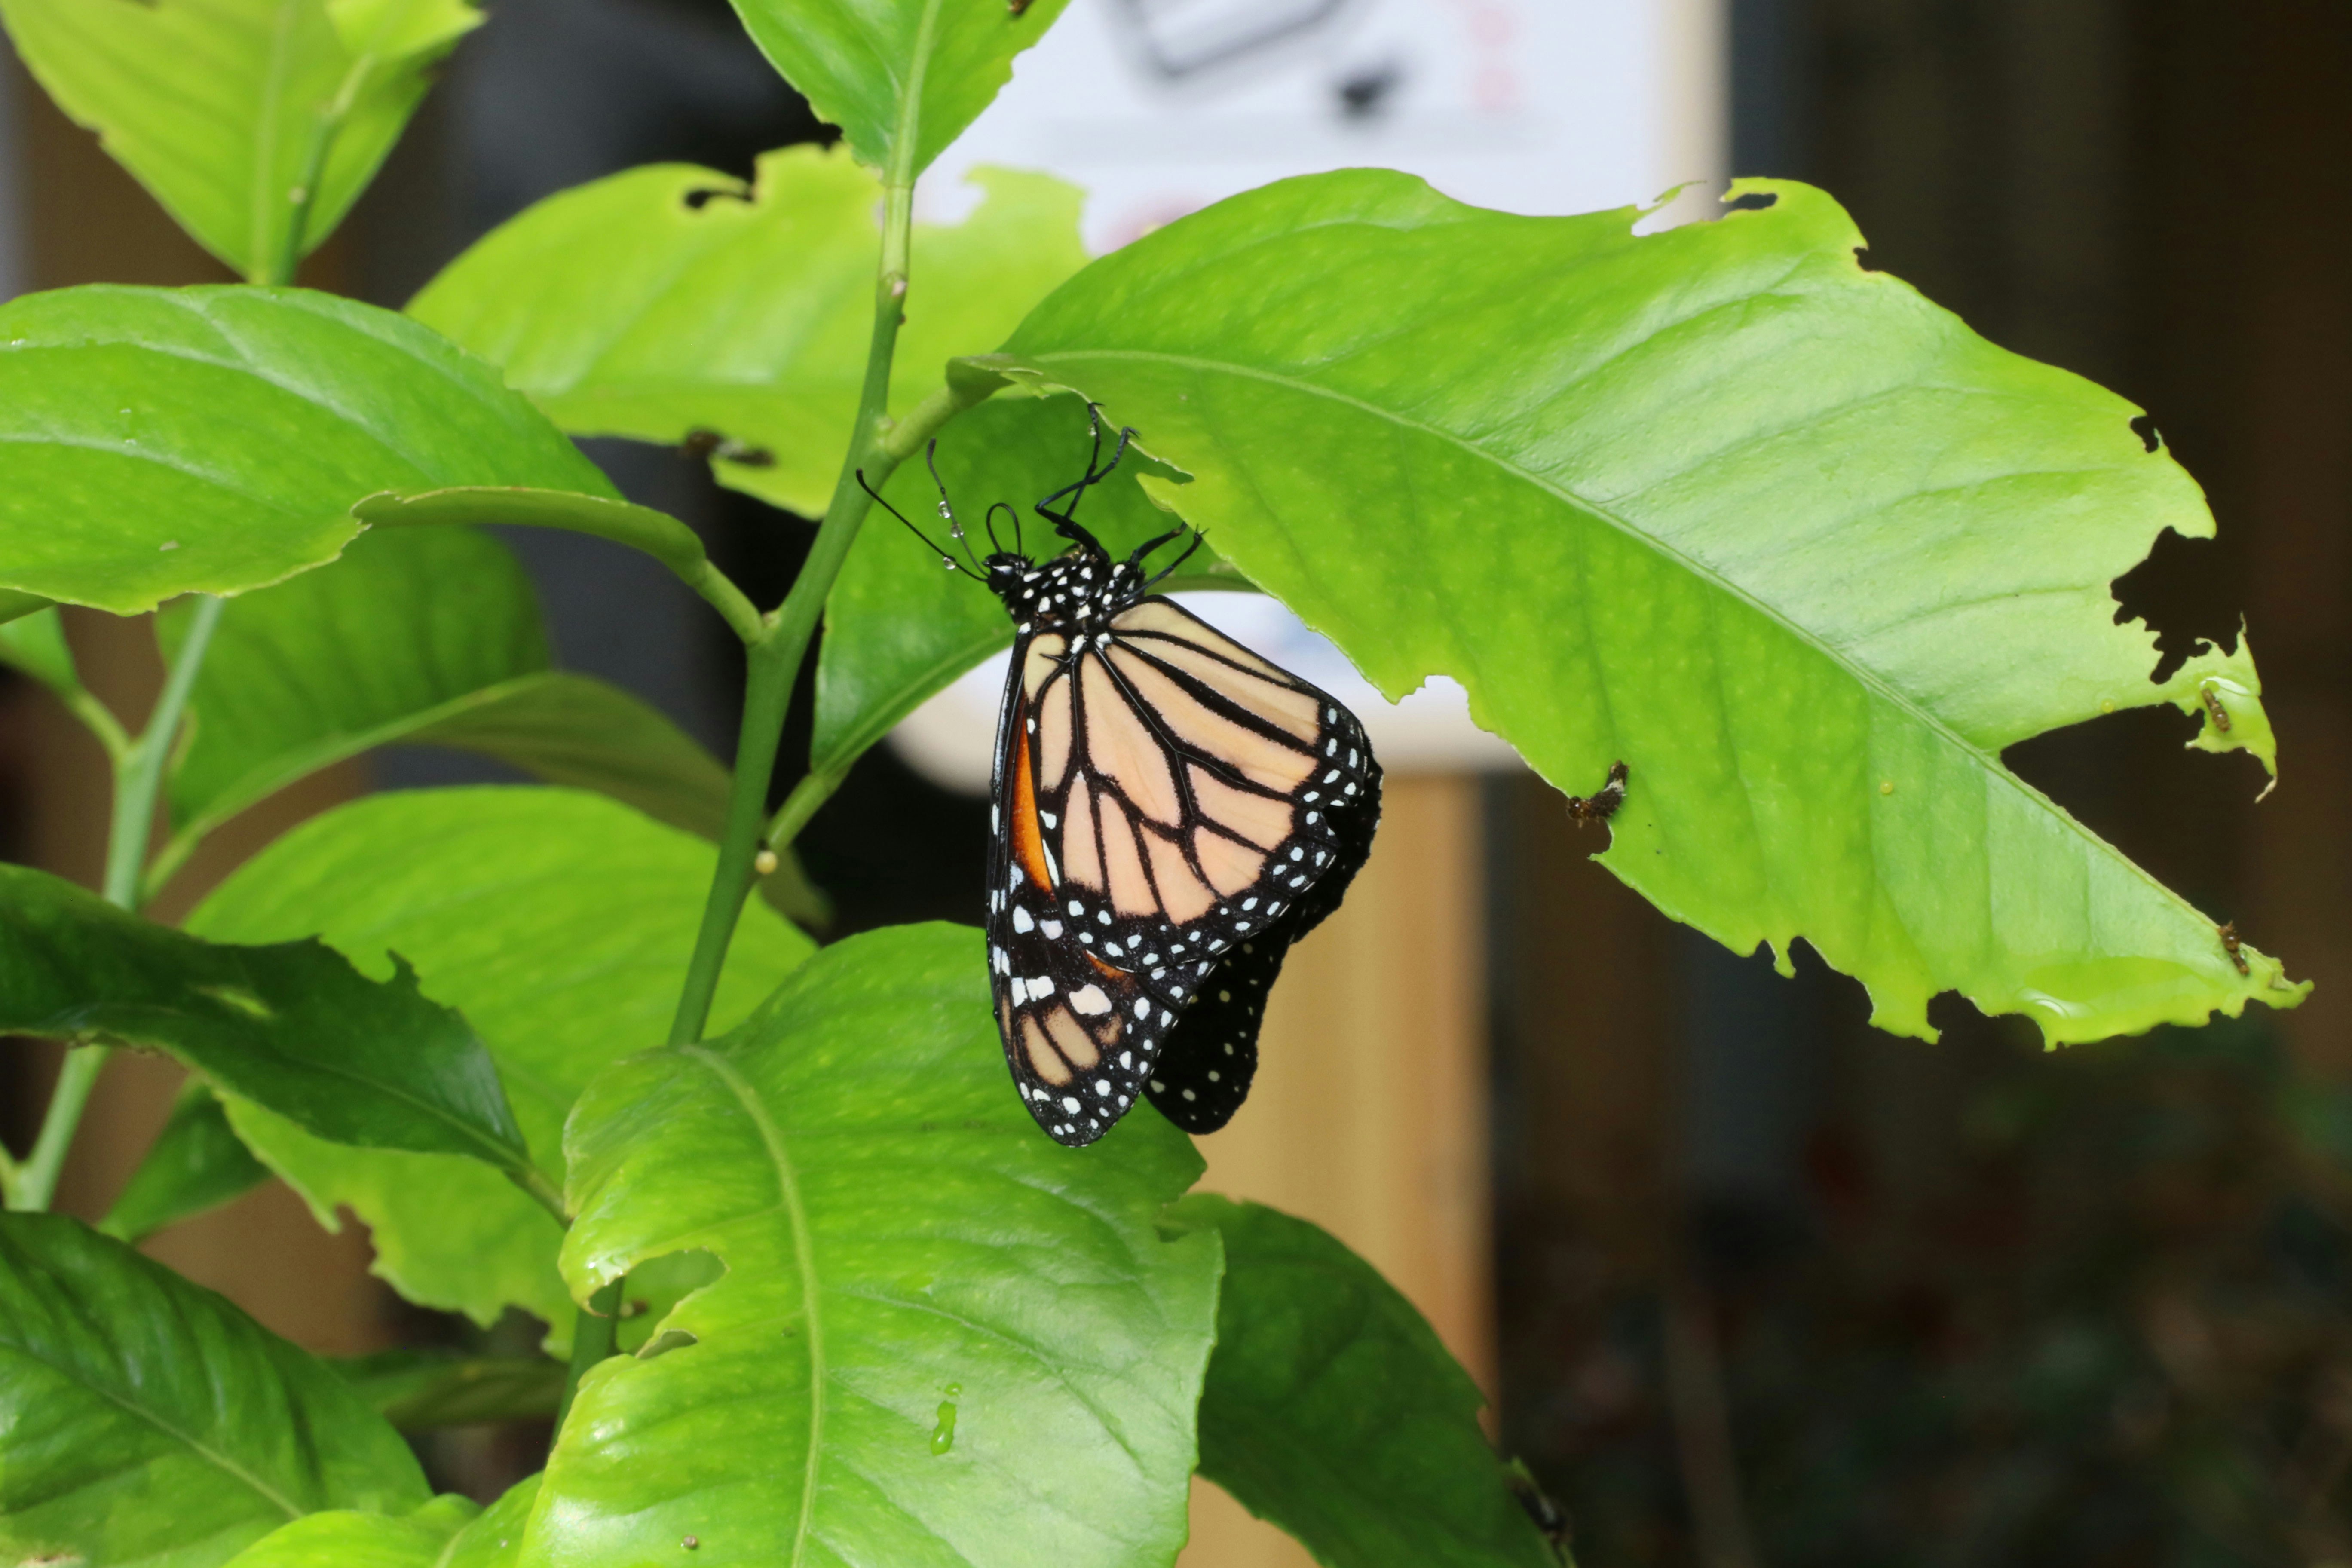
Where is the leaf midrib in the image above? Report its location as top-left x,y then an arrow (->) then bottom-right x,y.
3,1344 -> 306,1519
1027,346 -> 2202,920
680,1044 -> 824,1568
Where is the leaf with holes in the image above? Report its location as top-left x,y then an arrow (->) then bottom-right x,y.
723,0 -> 1068,179
0,1212 -> 428,1568
0,863 -> 531,1174
411,147 -> 1087,516
517,923 -> 1221,1567
188,788 -> 812,1338
981,173 -> 2304,1047
0,0 -> 481,277
0,285 -> 611,614
1174,1196 -> 1559,1568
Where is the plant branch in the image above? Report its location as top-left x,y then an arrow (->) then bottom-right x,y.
763,765 -> 849,860
555,1275 -> 626,1434
665,182 -> 978,1047
10,595 -> 227,1213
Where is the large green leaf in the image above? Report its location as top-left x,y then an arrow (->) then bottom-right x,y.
411,147 -> 1088,516
219,1496 -> 481,1568
522,923 -> 1221,1567
188,788 -> 812,1336
983,174 -> 2304,1046
723,0 -> 1069,180
1174,1197 -> 1557,1568
0,863 -> 531,1173
1,0 -> 481,278
0,285 -> 612,613
0,1212 -> 428,1568
99,1079 -> 271,1243
813,391 -> 1240,779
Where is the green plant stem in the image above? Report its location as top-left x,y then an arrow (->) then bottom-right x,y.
664,184 -> 986,1048
764,765 -> 849,859
556,1275 -> 626,1433
9,594 -> 226,1211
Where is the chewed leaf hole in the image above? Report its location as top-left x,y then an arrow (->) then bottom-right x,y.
1854,245 -> 1883,273
2110,528 -> 2242,683
2131,413 -> 2162,452
1723,190 -> 1779,214
682,186 -> 748,211
615,1248 -> 726,1356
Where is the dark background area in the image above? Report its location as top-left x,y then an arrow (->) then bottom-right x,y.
3,1 -> 2349,1563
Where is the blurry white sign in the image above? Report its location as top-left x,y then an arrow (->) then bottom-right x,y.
893,0 -> 1724,790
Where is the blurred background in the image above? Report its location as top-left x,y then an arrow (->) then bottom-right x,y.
4,1 -> 2351,1565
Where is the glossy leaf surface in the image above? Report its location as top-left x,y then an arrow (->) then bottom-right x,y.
0,1213 -> 427,1567
1,0 -> 481,276
99,1079 -> 271,1243
723,0 -> 1068,178
0,285 -> 610,613
220,1496 -> 481,1568
523,923 -> 1221,1567
412,147 -> 1087,516
813,391 -> 1239,779
1177,1196 -> 1556,1568
189,788 -> 811,1335
0,864 -> 530,1172
989,174 -> 2303,1045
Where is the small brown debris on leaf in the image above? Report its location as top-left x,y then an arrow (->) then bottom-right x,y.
2219,922 -> 2248,975
2201,684 -> 2232,732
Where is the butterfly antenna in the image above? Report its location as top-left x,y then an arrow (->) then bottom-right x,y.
857,468 -> 968,575
1034,406 -> 1139,538
922,440 -> 987,574
983,501 -> 1019,556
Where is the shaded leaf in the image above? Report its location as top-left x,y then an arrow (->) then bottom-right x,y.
986,174 -> 2303,1045
0,863 -> 530,1173
724,0 -> 1069,179
813,390 -> 1239,782
522,923 -> 1221,1567
333,1350 -> 563,1430
0,604 -> 80,698
412,147 -> 1087,516
98,1078 -> 271,1243
1175,1196 -> 1557,1568
188,788 -> 812,1337
0,1212 -> 428,1567
1,0 -> 481,276
220,1495 -> 482,1568
0,285 -> 611,613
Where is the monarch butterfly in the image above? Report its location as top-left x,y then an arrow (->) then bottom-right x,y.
860,410 -> 1382,1146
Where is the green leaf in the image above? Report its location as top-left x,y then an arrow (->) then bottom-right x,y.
187,788 -> 813,1337
723,0 -> 1069,180
523,923 -> 1221,1567
163,525 -> 546,852
0,1212 -> 429,1568
0,587 -> 54,626
1,0 -> 482,278
1174,1196 -> 1557,1568
333,1350 -> 563,1430
220,1495 -> 482,1568
0,863 -> 532,1174
98,1078 -> 271,1243
0,284 -> 612,614
813,392 -> 1241,780
0,604 -> 79,697
411,147 -> 1088,517
985,174 -> 2306,1047
444,1476 -> 537,1568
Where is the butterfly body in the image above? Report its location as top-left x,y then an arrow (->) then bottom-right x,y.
867,416 -> 1381,1148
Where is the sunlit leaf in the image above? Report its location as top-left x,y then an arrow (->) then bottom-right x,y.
188,788 -> 812,1338
412,147 -> 1087,516
0,0 -> 481,276
219,1495 -> 482,1568
982,173 -> 2304,1047
723,0 -> 1069,179
0,285 -> 610,613
520,924 -> 1220,1567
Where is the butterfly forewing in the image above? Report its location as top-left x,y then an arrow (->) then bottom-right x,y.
988,586 -> 1381,1146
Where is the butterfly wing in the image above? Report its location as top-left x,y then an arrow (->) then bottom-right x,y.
989,597 -> 1382,1145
